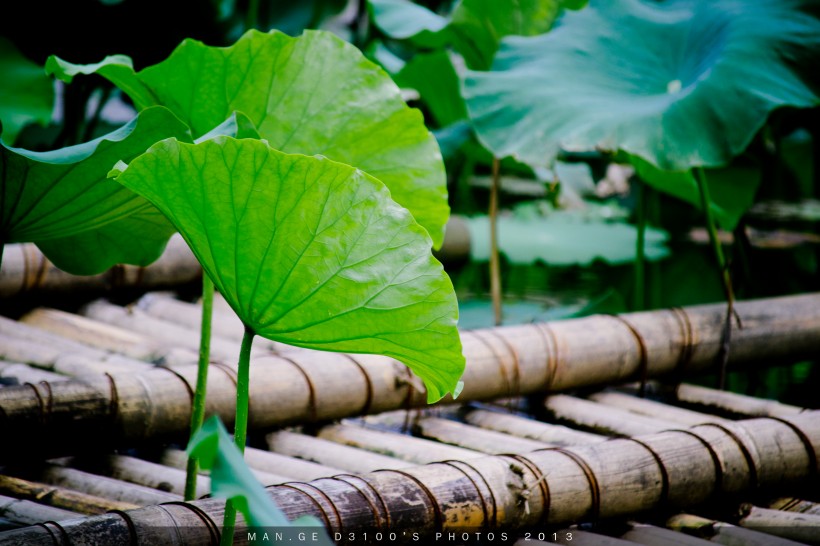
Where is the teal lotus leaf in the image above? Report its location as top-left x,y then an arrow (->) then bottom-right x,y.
464,0 -> 820,171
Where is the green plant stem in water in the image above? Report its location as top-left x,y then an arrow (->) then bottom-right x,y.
694,167 -> 735,389
245,0 -> 259,30
220,325 -> 256,546
489,157 -> 502,326
633,181 -> 646,311
184,274 -> 215,501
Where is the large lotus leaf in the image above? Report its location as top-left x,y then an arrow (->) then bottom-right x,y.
113,137 -> 465,402
0,106 -> 191,274
26,111 -> 259,276
394,50 -> 467,127
0,38 -> 54,145
188,416 -> 332,542
630,155 -> 761,231
46,30 -> 449,249
464,0 -> 820,171
370,0 -> 583,70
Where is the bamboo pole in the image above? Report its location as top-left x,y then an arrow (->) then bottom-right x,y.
0,235 -> 201,297
620,523 -> 717,545
738,503 -> 820,545
0,361 -> 68,383
31,465 -> 181,505
20,308 -> 162,361
317,422 -> 482,463
674,384 -> 805,418
544,395 -> 680,436
588,391 -> 732,427
0,475 -> 139,515
414,417 -> 551,454
463,409 -> 606,446
267,430 -> 412,473
1,412 -> 816,545
0,495 -> 80,526
667,513 -> 806,546
67,456 -> 211,499
768,497 -> 820,516
1,294 -> 820,459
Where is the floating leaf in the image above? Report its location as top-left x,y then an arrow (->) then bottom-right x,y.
47,30 -> 449,249
0,106 -> 191,274
114,137 -> 464,402
465,212 -> 669,266
188,415 -> 332,544
464,0 -> 820,170
0,37 -> 54,145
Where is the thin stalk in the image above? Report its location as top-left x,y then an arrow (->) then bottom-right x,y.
647,186 -> 662,309
694,167 -> 735,389
245,0 -> 259,30
81,86 -> 112,143
489,157 -> 502,326
220,325 -> 255,546
633,181 -> 646,311
184,274 -> 215,501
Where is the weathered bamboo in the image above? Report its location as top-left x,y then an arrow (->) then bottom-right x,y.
20,308 -> 162,361
588,391 -> 732,427
415,417 -> 551,454
620,523 -> 717,545
0,361 -> 67,383
0,494 -> 80,526
738,503 -> 820,545
317,422 -> 481,463
162,447 -> 342,482
0,475 -> 138,515
544,395 -> 679,436
675,384 -> 805,418
667,513 -> 806,546
1,412 -> 815,545
267,431 -> 412,473
463,409 -> 606,446
32,465 -> 181,505
1,293 -> 819,458
0,235 -> 201,297
768,497 -> 820,516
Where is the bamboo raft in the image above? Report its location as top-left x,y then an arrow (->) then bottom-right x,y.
0,281 -> 818,544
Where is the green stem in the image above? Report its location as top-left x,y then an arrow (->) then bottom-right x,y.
633,181 -> 646,311
245,0 -> 259,30
220,325 -> 255,546
184,274 -> 215,501
489,157 -> 502,326
694,167 -> 735,389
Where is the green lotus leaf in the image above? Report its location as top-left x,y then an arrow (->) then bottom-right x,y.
188,415 -> 331,543
0,106 -> 191,274
0,37 -> 54,145
395,50 -> 467,127
114,137 -> 465,402
47,30 -> 449,249
368,0 -> 449,40
464,0 -> 820,171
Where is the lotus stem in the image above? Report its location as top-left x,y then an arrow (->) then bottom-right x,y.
221,324 -> 256,546
489,157 -> 502,326
694,167 -> 735,389
633,181 -> 646,311
184,274 -> 215,501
